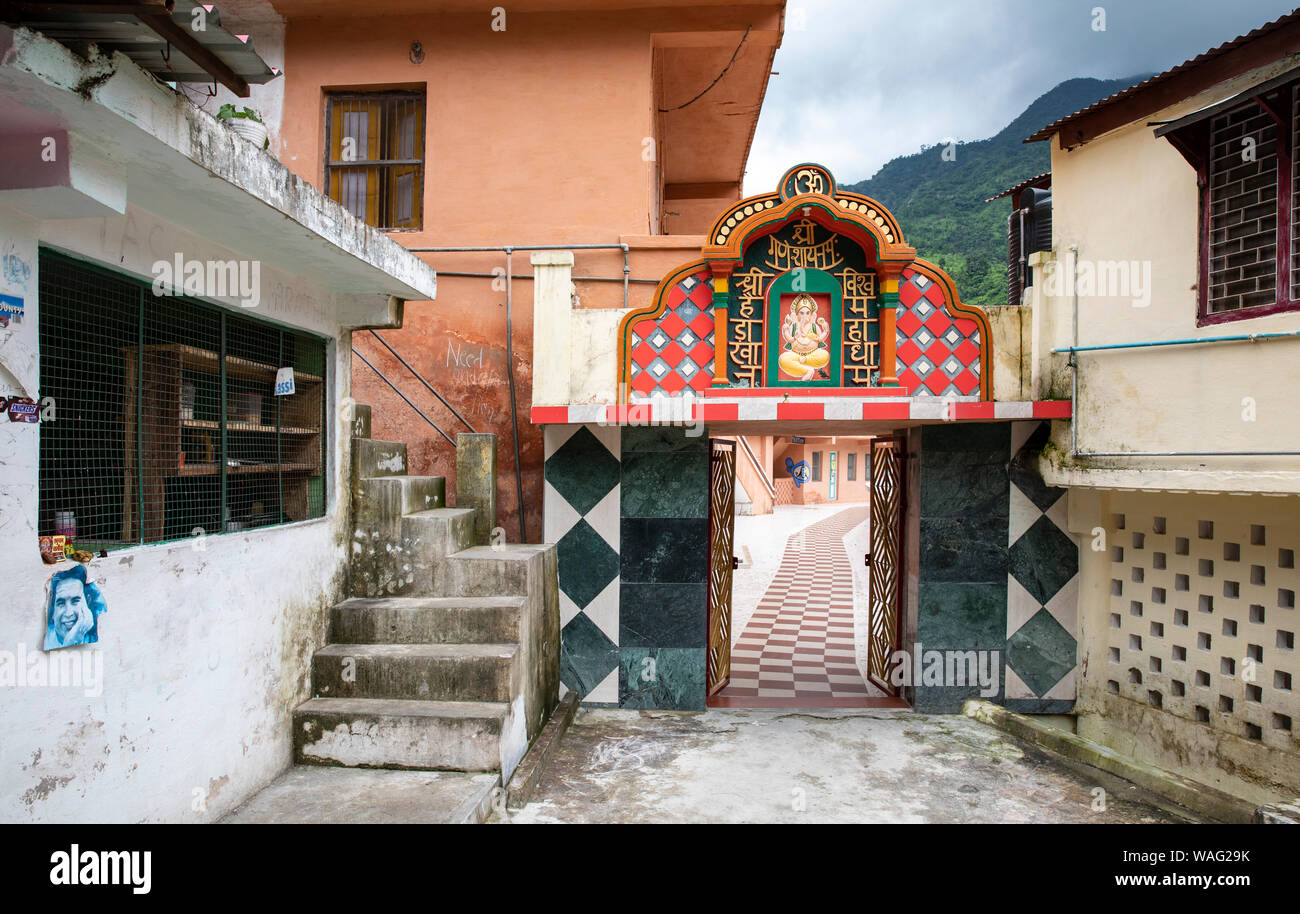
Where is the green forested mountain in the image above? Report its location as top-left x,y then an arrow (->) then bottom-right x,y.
843,76 -> 1150,309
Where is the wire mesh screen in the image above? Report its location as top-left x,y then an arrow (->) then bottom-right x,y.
38,250 -> 328,549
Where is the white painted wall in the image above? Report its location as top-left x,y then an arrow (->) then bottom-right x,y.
0,201 -> 354,823
1034,58 -> 1300,488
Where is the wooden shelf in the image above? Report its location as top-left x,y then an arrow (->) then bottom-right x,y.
177,462 -> 318,477
124,343 -> 323,384
123,342 -> 324,541
183,419 -> 320,435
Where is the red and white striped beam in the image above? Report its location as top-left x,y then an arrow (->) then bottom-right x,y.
531,397 -> 1071,425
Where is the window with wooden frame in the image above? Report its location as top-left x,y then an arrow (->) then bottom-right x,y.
1160,74 -> 1300,324
325,91 -> 425,231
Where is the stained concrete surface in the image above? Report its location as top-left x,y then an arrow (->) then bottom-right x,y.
502,709 -> 1205,824
221,766 -> 499,824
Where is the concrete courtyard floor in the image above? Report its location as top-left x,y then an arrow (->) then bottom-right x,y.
501,708 -> 1204,824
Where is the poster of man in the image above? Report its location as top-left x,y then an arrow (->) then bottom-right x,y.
43,564 -> 107,650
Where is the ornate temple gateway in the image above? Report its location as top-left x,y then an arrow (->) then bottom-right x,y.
532,165 -> 1077,715
619,163 -> 991,401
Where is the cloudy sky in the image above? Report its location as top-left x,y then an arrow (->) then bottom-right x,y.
745,0 -> 1299,193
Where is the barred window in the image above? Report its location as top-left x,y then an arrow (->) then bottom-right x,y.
1207,103 -> 1278,315
811,451 -> 822,482
1165,79 -> 1300,324
38,250 -> 327,550
847,451 -> 856,482
325,91 -> 425,231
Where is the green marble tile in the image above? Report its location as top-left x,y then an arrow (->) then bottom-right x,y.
556,519 -> 619,608
620,582 -> 707,648
621,425 -> 708,454
561,612 -> 619,698
1006,608 -> 1077,696
621,450 -> 708,518
921,448 -> 1010,518
1008,515 -> 1078,604
923,422 -> 1008,454
545,425 -> 620,516
619,647 -> 706,710
919,516 -> 1009,583
620,518 -> 707,583
917,581 -> 1008,648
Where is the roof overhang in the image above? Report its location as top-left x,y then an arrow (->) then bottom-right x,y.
0,23 -> 437,328
0,0 -> 279,97
1026,10 -> 1300,148
1153,62 -> 1300,138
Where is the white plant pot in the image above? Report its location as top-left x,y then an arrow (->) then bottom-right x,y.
227,118 -> 268,150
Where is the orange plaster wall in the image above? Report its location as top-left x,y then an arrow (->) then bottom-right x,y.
279,11 -> 662,542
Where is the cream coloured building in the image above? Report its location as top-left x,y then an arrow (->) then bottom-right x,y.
1025,12 -> 1300,805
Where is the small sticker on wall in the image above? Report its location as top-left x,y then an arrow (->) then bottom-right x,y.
0,293 -> 22,323
6,396 -> 38,422
44,564 -> 108,650
785,457 -> 811,488
274,367 -> 295,396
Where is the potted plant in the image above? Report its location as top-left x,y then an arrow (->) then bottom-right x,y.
217,103 -> 269,150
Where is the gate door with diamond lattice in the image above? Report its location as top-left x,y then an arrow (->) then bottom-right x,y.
867,436 -> 905,696
706,439 -> 737,697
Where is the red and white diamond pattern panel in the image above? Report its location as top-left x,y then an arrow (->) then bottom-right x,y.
895,267 -> 981,398
628,269 -> 716,399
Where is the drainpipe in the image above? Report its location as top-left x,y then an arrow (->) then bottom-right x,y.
505,247 -> 526,544
1069,244 -> 1079,458
405,242 -> 632,545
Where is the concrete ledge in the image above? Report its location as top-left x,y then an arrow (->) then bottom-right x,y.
1255,801 -> 1300,824
505,691 -> 580,811
963,700 -> 1258,824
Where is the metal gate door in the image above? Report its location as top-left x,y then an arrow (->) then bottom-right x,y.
867,436 -> 905,696
706,438 -> 737,697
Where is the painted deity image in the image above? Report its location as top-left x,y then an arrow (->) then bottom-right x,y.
778,293 -> 831,381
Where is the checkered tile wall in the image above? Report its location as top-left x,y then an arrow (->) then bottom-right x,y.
1005,421 -> 1080,710
544,425 -> 622,704
627,269 -> 716,399
895,268 -> 982,398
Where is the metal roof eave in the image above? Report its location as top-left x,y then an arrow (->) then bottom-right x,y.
2,0 -> 279,93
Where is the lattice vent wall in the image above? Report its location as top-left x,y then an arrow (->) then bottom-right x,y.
1102,497 -> 1299,755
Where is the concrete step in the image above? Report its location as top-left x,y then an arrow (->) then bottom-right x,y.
350,404 -> 372,440
354,476 -> 446,529
348,506 -> 475,599
330,596 -> 525,644
401,508 -> 475,556
352,438 -> 408,479
292,697 -> 508,772
312,643 -> 518,703
431,544 -> 553,598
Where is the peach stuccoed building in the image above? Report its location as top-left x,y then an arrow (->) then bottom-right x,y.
272,0 -> 787,542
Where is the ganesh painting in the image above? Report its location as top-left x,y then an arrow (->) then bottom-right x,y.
777,293 -> 832,381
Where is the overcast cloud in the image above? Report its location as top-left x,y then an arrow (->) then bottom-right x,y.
745,0 -> 1299,193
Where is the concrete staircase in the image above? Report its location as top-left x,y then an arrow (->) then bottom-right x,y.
291,405 -> 559,782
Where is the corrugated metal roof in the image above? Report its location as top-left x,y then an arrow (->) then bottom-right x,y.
984,171 -> 1051,203
1024,9 -> 1300,144
1,0 -> 278,94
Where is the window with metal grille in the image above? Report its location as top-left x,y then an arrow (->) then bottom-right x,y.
811,450 -> 822,482
1164,78 -> 1300,324
1207,104 -> 1278,315
38,250 -> 328,550
847,452 -> 856,482
325,91 -> 425,231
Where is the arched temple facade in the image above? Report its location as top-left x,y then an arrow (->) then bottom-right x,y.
532,165 -> 1077,712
